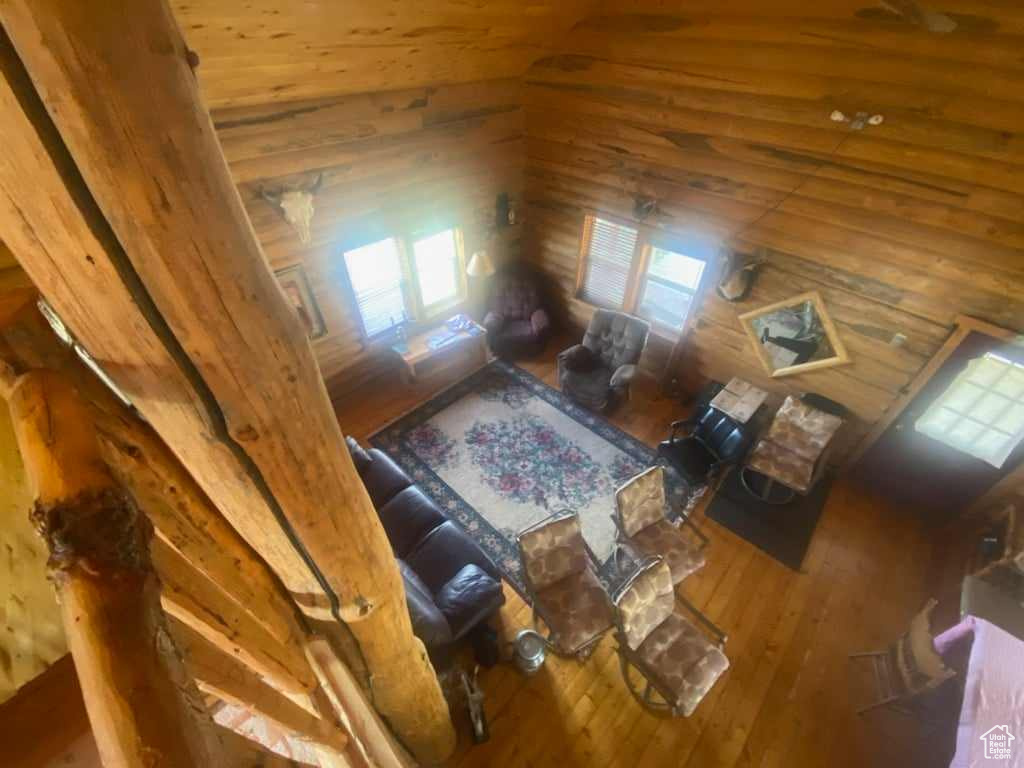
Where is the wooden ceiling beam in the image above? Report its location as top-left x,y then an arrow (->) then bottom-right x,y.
0,1 -> 454,761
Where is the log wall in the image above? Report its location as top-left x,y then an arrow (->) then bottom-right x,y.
519,8 -> 1024,459
212,79 -> 525,398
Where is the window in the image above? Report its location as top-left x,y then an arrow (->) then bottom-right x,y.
579,217 -> 639,309
342,227 -> 465,340
576,214 -> 709,335
915,352 -> 1024,468
343,237 -> 409,339
413,229 -> 460,311
636,247 -> 706,332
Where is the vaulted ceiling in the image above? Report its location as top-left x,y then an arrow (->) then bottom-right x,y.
173,0 -> 600,109
176,1 -> 1024,109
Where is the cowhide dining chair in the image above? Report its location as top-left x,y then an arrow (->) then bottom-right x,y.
516,509 -> 614,660
613,466 -> 708,587
612,557 -> 729,717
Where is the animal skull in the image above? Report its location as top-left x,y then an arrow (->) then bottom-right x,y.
261,173 -> 323,245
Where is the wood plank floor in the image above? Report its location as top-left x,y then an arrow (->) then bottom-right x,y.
332,336 -> 948,768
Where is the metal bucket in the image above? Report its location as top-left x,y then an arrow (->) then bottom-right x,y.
513,629 -> 547,676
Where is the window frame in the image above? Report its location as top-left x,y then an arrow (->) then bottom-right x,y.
339,224 -> 468,343
574,213 -> 715,339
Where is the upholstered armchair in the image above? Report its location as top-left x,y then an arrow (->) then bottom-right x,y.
742,396 -> 844,504
558,309 -> 650,410
516,509 -> 614,659
482,269 -> 551,359
613,466 -> 708,586
612,558 -> 729,716
657,405 -> 752,489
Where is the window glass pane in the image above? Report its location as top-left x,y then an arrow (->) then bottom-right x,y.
580,217 -> 638,308
972,391 -> 1013,424
647,247 -> 705,289
637,247 -> 706,331
343,238 -> 408,338
413,229 -> 459,309
915,353 -> 1024,468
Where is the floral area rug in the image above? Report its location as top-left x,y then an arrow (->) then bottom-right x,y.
370,361 -> 691,595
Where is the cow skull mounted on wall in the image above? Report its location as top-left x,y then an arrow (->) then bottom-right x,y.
260,172 -> 324,245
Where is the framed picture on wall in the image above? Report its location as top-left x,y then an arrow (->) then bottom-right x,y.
274,264 -> 327,340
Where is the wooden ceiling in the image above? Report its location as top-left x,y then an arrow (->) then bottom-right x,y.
176,1 -> 1024,109
173,0 -> 598,109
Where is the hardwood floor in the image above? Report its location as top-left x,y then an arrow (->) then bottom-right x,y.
332,336 -> 948,768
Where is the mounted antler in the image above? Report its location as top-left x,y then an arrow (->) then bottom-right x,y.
716,251 -> 766,302
260,172 -> 324,245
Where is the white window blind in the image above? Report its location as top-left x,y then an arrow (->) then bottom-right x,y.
915,352 -> 1024,468
580,217 -> 638,308
637,247 -> 706,331
412,229 -> 460,309
343,238 -> 408,338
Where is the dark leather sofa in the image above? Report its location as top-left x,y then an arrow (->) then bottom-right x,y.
345,437 -> 505,662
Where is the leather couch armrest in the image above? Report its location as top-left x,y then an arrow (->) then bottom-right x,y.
434,564 -> 505,641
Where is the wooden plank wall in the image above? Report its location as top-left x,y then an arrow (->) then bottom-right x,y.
211,78 -> 526,399
520,6 -> 1024,460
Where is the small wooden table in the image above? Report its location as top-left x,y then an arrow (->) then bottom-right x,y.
392,321 -> 489,383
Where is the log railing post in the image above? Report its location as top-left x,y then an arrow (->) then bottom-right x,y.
1,303 -> 406,768
4,370 -> 217,767
0,1 -> 455,760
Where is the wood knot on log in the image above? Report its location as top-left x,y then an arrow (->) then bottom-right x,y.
31,488 -> 153,577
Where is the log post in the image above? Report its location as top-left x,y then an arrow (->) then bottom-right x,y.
0,1 -> 455,760
5,371 -> 217,767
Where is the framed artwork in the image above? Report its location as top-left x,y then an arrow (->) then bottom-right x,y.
275,264 -> 327,340
738,291 -> 850,378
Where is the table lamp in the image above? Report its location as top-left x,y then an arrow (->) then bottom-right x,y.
466,250 -> 496,320
467,250 -> 496,278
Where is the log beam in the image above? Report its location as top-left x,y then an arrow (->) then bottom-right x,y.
0,1 -> 453,759
0,4 -> 452,760
5,371 -> 217,767
171,619 -> 350,758
153,536 -> 318,697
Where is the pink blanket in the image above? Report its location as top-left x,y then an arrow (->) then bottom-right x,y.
949,617 -> 1024,767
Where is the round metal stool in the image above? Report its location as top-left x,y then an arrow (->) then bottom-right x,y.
740,466 -> 795,506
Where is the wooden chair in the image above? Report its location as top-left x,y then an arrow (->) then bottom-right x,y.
612,466 -> 708,586
849,598 -> 956,714
516,509 -> 614,660
611,557 -> 729,717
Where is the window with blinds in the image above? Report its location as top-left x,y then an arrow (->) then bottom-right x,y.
579,217 -> 639,309
412,229 -> 460,310
342,237 -> 409,339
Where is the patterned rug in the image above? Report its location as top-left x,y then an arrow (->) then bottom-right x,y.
370,361 -> 691,595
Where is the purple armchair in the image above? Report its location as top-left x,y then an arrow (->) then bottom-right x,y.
483,270 -> 551,359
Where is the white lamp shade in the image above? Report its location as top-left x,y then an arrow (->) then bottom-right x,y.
466,250 -> 496,278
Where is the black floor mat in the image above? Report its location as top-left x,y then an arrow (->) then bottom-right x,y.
705,468 -> 831,571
